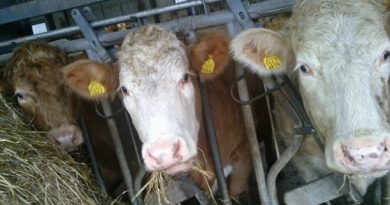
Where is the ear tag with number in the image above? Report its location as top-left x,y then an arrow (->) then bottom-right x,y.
263,55 -> 282,70
201,55 -> 215,74
88,80 -> 106,97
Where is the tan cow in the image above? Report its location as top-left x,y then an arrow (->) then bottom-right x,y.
62,25 -> 252,198
5,42 -> 124,193
231,0 -> 390,197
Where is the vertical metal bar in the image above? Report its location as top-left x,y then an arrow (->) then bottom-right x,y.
124,112 -> 142,167
266,94 -> 280,158
262,77 -> 281,159
225,0 -> 256,29
227,21 -> 271,205
384,175 -> 390,205
201,0 -> 208,15
198,78 -> 232,205
134,167 -> 146,205
79,113 -> 108,196
71,9 -> 138,203
149,0 -> 161,23
100,98 -> 138,203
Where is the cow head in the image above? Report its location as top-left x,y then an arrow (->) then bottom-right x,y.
5,42 -> 117,152
231,1 -> 390,180
63,25 -> 230,174
119,26 -> 230,174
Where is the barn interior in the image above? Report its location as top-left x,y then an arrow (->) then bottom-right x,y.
0,0 -> 388,205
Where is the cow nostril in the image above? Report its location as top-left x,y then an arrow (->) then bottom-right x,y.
147,148 -> 163,165
369,153 -> 379,158
173,140 -> 182,160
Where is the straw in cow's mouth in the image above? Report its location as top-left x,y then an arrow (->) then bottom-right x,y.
132,159 -> 215,205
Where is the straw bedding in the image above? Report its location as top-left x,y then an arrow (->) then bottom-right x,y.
0,94 -> 108,205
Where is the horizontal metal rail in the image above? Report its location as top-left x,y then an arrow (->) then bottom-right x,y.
0,0 -> 222,48
0,0 -> 294,63
0,0 -> 105,25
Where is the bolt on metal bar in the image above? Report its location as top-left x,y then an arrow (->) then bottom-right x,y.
225,0 -> 256,29
71,8 -> 111,63
198,77 -> 232,205
227,21 -> 271,205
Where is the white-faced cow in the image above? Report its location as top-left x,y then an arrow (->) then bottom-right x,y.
5,42 -> 124,193
63,25 -> 252,197
231,0 -> 390,196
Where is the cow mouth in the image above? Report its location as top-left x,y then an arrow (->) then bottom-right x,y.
164,160 -> 192,175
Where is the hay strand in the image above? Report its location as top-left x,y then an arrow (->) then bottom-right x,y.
134,158 -> 216,205
0,94 -> 109,204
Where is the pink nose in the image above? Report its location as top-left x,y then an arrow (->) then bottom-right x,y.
142,139 -> 184,171
338,137 -> 390,174
48,125 -> 84,152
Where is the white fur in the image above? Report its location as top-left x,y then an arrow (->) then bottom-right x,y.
118,25 -> 199,171
231,0 -> 390,195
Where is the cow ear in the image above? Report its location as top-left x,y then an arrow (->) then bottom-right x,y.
61,59 -> 119,100
230,28 -> 290,77
189,35 -> 231,81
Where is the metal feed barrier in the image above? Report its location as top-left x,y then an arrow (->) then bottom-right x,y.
0,0 -> 384,204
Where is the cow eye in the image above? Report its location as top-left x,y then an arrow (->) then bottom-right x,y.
383,51 -> 390,61
183,73 -> 189,82
121,86 -> 128,95
15,92 -> 23,100
299,64 -> 311,73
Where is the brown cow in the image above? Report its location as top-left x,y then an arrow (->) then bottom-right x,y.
4,42 -> 124,194
61,25 -> 252,198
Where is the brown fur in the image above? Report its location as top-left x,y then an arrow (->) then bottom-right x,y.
188,34 -> 251,196
5,42 -> 124,194
191,64 -> 252,197
63,30 -> 252,198
62,59 -> 119,100
189,35 -> 231,81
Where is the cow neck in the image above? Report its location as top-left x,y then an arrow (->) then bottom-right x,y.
191,65 -> 243,166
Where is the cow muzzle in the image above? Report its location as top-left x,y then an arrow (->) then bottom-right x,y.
333,136 -> 390,174
142,138 -> 194,174
48,125 -> 84,152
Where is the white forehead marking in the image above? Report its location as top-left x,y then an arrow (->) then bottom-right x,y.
118,25 -> 189,86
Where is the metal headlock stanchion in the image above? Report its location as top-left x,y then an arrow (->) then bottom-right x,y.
225,1 -> 272,204
79,113 -> 108,196
198,77 -> 232,205
1,0 -> 372,204
182,26 -> 232,205
70,7 -> 139,204
0,0 -> 295,63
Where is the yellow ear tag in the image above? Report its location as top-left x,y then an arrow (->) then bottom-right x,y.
88,80 -> 106,97
201,55 -> 215,74
263,55 -> 282,70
